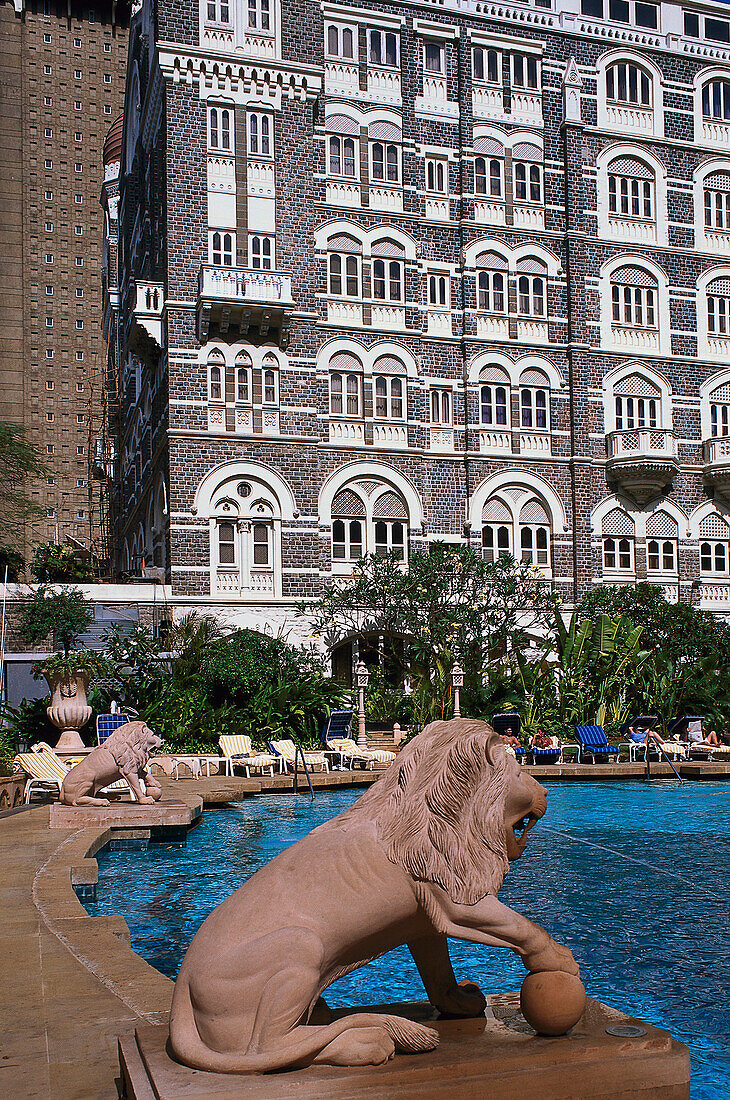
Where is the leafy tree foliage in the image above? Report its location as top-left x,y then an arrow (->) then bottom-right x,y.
19,585 -> 94,658
30,542 -> 95,583
0,422 -> 47,555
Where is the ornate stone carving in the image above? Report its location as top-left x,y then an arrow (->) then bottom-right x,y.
60,720 -> 163,807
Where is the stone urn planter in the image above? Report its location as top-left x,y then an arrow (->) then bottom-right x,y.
43,669 -> 92,752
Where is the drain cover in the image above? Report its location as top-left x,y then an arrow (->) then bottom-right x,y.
606,1025 -> 647,1038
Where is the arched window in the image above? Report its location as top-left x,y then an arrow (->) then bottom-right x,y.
369,29 -> 398,67
703,170 -> 730,230
248,112 -> 272,157
610,265 -> 657,328
516,259 -> 547,317
513,143 -> 543,205
479,367 -> 510,426
708,380 -> 730,436
426,158 -> 445,193
208,350 -> 225,401
372,259 -> 403,302
477,253 -> 508,313
519,500 -> 550,567
331,491 -> 365,561
328,237 -> 361,297
612,372 -> 661,429
209,107 -> 232,150
606,61 -> 651,107
373,358 -> 406,420
602,507 -> 635,573
430,388 -> 452,425
371,142 -> 399,184
475,156 -> 503,197
262,354 -> 278,405
250,235 -> 272,270
428,273 -> 449,307
646,511 -> 678,573
235,351 -> 251,403
699,512 -> 730,574
473,47 -> 500,84
372,490 -> 408,560
329,354 -> 362,417
481,496 -> 512,561
326,24 -> 354,59
329,135 -> 357,177
702,78 -> 730,122
211,230 -> 233,266
519,369 -> 549,431
608,156 -> 654,220
707,276 -> 730,336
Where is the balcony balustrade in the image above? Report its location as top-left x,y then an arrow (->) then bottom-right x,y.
605,427 -> 677,504
197,264 -> 293,343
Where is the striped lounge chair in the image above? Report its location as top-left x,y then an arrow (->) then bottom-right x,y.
13,749 -> 134,803
268,739 -> 329,773
218,735 -> 277,777
574,725 -> 621,763
326,736 -> 395,770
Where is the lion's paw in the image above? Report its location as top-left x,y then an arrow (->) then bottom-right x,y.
316,1027 -> 395,1067
435,980 -> 487,1018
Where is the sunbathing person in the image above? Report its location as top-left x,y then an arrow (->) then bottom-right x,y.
694,728 -> 721,747
530,728 -> 553,750
628,725 -> 665,747
500,726 -> 522,751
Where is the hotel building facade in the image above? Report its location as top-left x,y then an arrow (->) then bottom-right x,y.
103,0 -> 730,648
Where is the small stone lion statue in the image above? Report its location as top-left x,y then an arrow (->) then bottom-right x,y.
60,720 -> 163,807
169,719 -> 579,1075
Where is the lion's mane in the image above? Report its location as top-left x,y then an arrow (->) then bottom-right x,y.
105,720 -> 161,774
330,719 -> 510,905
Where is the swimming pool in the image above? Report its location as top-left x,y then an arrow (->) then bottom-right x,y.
85,781 -> 729,1098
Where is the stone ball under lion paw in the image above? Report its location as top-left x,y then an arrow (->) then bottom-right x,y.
520,971 -> 586,1036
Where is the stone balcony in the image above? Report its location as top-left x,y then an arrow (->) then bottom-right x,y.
127,282 -> 164,356
197,265 -> 293,342
605,427 -> 678,504
703,436 -> 730,499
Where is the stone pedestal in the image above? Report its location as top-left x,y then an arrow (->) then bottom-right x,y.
49,798 -> 199,830
118,994 -> 689,1100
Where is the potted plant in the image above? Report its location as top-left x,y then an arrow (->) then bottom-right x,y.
18,585 -> 105,751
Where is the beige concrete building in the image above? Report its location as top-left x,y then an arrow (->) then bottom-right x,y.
0,0 -> 129,568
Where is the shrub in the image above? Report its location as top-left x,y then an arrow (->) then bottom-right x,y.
30,542 -> 94,583
19,585 -> 94,658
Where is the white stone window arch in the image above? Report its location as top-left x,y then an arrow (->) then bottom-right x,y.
473,132 -> 506,226
695,67 -> 730,150
601,507 -> 636,575
329,351 -> 363,418
470,471 -> 567,577
646,510 -> 679,575
597,51 -> 663,138
698,267 -> 730,360
327,114 -> 359,180
194,462 -> 295,598
516,257 -> 547,318
603,363 -> 672,434
597,146 -> 666,246
372,356 -> 406,421
207,348 -> 225,402
701,369 -> 730,439
512,140 -> 543,230
518,366 -> 550,432
695,160 -> 730,252
326,232 -> 362,300
698,511 -> 730,576
479,364 -> 511,430
331,488 -> 366,562
600,256 -> 667,355
328,479 -> 410,569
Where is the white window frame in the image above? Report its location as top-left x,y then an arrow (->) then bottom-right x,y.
430,387 -> 452,425
326,23 -> 355,60
427,271 -> 450,308
482,523 -> 511,562
517,274 -> 546,317
603,536 -> 634,572
210,230 -> 235,266
473,46 -> 501,85
248,112 -> 273,158
519,524 -> 550,567
614,394 -> 658,429
209,361 -> 224,401
520,386 -> 549,430
370,141 -> 400,185
480,384 -> 510,426
514,161 -> 542,205
329,252 -> 361,298
424,41 -> 445,75
647,538 -> 677,574
425,155 -> 447,194
206,0 -> 230,25
477,269 -> 507,313
247,0 -> 272,34
369,28 -> 399,68
374,374 -> 405,419
328,134 -> 358,179
250,234 -> 274,269
511,53 -> 540,90
209,105 -> 233,152
611,282 -> 657,328
330,371 -> 362,417
475,156 -> 504,199
374,519 -> 406,559
700,539 -> 730,575
372,258 -> 403,303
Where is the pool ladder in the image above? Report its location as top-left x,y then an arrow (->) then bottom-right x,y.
292,744 -> 315,800
645,740 -> 683,783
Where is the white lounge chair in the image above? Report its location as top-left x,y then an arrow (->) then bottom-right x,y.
218,735 -> 277,777
268,739 -> 329,773
325,736 -> 395,770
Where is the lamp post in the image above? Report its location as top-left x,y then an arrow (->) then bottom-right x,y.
451,661 -> 464,719
355,660 -> 370,748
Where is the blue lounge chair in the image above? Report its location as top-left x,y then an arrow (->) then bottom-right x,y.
619,716 -> 661,762
529,738 -> 562,765
96,712 -> 130,745
574,725 -> 621,763
320,710 -> 355,768
491,711 -> 528,763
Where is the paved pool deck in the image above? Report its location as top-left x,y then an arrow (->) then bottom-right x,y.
0,764 -> 722,1099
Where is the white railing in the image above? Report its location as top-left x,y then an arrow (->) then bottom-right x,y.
661,584 -> 680,603
606,427 -> 676,460
608,215 -> 657,243
516,319 -> 549,343
474,199 -> 505,225
422,74 -> 447,102
371,304 -> 405,330
246,160 -> 275,198
703,228 -> 730,253
520,432 -> 551,455
373,423 -> 407,447
367,66 -> 401,103
329,420 -> 365,445
480,429 -> 511,453
702,119 -> 730,147
326,181 -> 361,208
513,205 -> 544,230
324,61 -> 359,95
606,104 -> 654,134
477,314 -> 510,340
249,570 -> 274,594
425,197 -> 450,221
703,436 -> 730,467
610,324 -> 660,351
328,300 -> 363,326
699,583 -> 730,609
429,427 -> 454,452
472,85 -> 502,119
369,185 -> 403,212
215,569 -> 240,594
202,25 -> 234,49
207,155 -> 235,193
427,310 -> 452,336
510,91 -> 542,123
262,409 -> 279,435
198,266 -> 293,306
707,334 -> 730,358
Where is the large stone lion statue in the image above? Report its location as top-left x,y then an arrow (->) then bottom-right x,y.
60,720 -> 163,807
169,719 -> 579,1074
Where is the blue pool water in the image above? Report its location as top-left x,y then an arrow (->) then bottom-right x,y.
85,781 -> 730,1098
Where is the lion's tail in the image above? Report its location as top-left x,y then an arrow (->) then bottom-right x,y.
169,979 -> 438,1074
